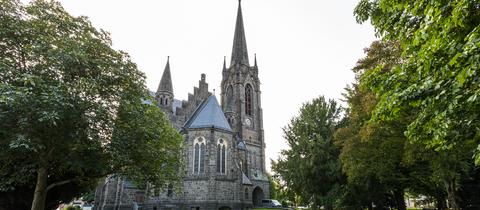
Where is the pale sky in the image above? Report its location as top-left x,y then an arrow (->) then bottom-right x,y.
29,0 -> 376,172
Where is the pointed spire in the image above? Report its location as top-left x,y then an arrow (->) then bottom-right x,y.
157,56 -> 173,94
231,0 -> 249,67
223,56 -> 227,71
254,53 -> 257,67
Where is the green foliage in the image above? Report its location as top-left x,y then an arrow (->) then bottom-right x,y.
354,1 -> 480,208
110,99 -> 184,188
354,0 -> 480,160
81,191 -> 95,202
272,96 -> 344,210
335,40 -> 410,210
268,174 -> 279,200
64,206 -> 81,210
0,0 -> 183,209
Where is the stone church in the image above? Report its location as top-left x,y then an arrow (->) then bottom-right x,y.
94,1 -> 269,209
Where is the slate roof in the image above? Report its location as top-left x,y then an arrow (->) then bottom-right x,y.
236,135 -> 247,150
242,172 -> 253,185
157,57 -> 173,94
184,95 -> 232,132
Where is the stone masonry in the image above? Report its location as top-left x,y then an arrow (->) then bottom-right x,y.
94,1 -> 269,210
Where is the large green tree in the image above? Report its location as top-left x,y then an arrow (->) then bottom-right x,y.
354,1 -> 479,208
272,96 -> 344,210
354,0 -> 480,161
0,1 -> 183,210
335,41 -> 410,210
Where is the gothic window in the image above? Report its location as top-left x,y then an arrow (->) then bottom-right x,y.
194,144 -> 199,173
245,84 -> 253,116
226,85 -> 234,110
216,139 -> 227,174
160,98 -> 164,105
216,145 -> 221,173
245,188 -> 249,199
165,98 -> 168,106
227,117 -> 235,126
193,137 -> 205,174
200,143 -> 205,172
222,145 -> 226,173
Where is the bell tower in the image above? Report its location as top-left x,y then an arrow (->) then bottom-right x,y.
221,0 -> 266,174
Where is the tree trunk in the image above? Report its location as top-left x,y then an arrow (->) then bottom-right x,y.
30,167 -> 48,210
393,189 -> 406,210
446,179 -> 460,210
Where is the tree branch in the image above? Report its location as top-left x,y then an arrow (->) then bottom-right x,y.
46,178 -> 77,192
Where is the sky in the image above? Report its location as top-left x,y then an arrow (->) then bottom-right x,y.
30,0 -> 377,172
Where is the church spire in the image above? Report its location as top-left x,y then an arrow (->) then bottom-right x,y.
230,0 -> 249,67
157,56 -> 173,94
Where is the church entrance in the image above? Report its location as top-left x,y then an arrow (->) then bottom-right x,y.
252,186 -> 264,207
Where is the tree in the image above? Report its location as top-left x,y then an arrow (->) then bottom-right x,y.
335,41 -> 410,210
272,96 -> 344,210
0,1 -> 183,210
354,0 -> 480,162
354,1 -> 480,208
268,174 -> 279,200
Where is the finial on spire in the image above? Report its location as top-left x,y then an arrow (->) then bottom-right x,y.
254,53 -> 257,67
223,56 -> 227,71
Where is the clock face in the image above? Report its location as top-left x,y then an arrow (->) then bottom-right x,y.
245,118 -> 252,126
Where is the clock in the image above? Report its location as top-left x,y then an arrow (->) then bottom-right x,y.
245,118 -> 252,126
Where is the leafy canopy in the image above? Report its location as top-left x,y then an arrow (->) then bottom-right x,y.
354,0 -> 480,161
0,0 -> 183,209
272,96 -> 344,210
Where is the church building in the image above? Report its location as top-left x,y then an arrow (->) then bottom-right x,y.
94,1 -> 270,209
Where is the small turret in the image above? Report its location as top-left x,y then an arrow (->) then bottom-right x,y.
156,56 -> 174,112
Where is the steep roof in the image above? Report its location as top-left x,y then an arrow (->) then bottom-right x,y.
184,95 -> 232,132
157,57 -> 173,94
230,0 -> 249,67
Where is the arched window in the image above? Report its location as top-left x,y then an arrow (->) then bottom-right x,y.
165,98 -> 168,106
226,85 -> 234,111
245,84 -> 253,116
160,98 -> 164,105
245,188 -> 249,199
216,139 -> 227,174
194,137 -> 205,174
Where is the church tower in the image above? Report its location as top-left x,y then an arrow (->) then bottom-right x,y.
221,0 -> 267,177
156,57 -> 174,113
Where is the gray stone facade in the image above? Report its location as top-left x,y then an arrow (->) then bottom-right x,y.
94,1 -> 269,210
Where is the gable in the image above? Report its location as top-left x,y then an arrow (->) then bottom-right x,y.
184,95 -> 232,132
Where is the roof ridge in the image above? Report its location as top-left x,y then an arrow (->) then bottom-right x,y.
183,95 -> 232,132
